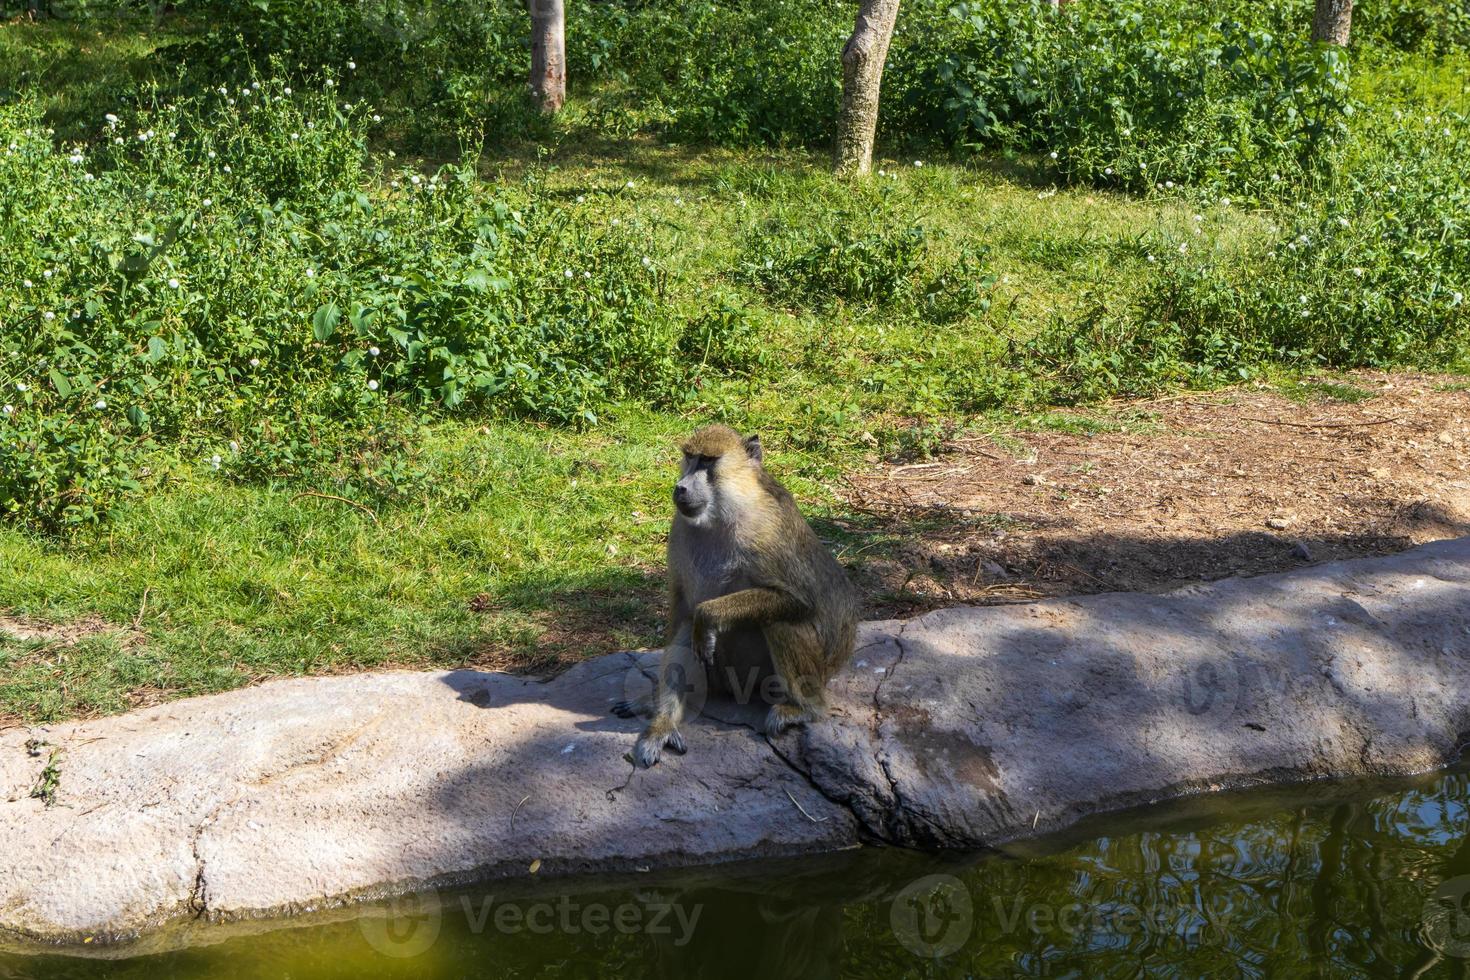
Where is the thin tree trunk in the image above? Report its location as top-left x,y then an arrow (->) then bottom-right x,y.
834,0 -> 900,176
529,0 -> 566,114
1311,0 -> 1352,45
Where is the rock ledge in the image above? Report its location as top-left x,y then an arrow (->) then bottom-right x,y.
3,538 -> 1468,946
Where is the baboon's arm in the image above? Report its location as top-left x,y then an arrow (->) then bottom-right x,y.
664,579 -> 692,646
695,587 -> 808,631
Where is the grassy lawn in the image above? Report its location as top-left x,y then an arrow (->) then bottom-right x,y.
1,11 -> 1466,724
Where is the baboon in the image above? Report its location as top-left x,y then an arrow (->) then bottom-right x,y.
613,425 -> 860,768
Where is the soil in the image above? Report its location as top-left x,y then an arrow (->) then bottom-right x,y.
839,372 -> 1470,619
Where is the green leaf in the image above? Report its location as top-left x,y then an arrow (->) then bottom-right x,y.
312,302 -> 341,342
49,368 -> 73,399
146,337 -> 168,363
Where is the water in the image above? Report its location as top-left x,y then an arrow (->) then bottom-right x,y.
4,763 -> 1468,979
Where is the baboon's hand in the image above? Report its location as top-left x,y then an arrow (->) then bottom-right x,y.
692,611 -> 719,667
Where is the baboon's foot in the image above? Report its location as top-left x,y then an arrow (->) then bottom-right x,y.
632,726 -> 687,768
764,702 -> 820,737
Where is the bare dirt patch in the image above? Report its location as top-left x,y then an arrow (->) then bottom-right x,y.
0,614 -> 117,647
839,372 -> 1470,618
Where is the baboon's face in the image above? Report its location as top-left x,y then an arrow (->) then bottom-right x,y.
673,452 -> 718,523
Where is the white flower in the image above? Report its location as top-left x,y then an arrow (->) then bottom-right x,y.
367,379 -> 379,391
582,271 -> 591,279
1454,292 -> 1465,304
83,173 -> 94,181
641,256 -> 652,267
564,269 -> 574,278
114,137 -> 124,145
1104,167 -> 1113,175
105,113 -> 118,124
877,169 -> 886,177
576,195 -> 585,203
1146,254 -> 1155,263
1121,128 -> 1131,136
610,218 -> 620,226
912,160 -> 923,167
325,79 -> 335,88
1337,217 -> 1349,227
223,165 -> 232,173
249,357 -> 260,368
305,268 -> 315,278
347,61 -> 356,70
1352,267 -> 1364,277
94,399 -> 107,409
1298,293 -> 1308,303
1272,173 -> 1281,181
369,346 -> 380,356
1192,214 -> 1202,222
410,174 -> 421,185
1048,150 -> 1058,160
1165,180 -> 1174,189
251,81 -> 260,90
229,440 -> 239,452
1221,198 -> 1231,207
69,153 -> 83,164
168,278 -> 181,289
1,405 -> 11,416
43,269 -> 51,278
210,455 -> 222,470
16,383 -> 28,392
202,198 -> 212,207
1177,242 -> 1187,254
372,114 -> 382,123
290,133 -> 300,141
43,311 -> 55,321
625,180 -> 635,189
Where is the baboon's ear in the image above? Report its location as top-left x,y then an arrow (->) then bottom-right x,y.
743,434 -> 763,464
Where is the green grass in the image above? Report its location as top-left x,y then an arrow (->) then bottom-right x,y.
1,11 -> 1467,723
0,128 -> 1227,721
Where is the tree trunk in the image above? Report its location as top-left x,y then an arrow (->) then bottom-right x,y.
1311,0 -> 1352,45
834,0 -> 901,176
529,0 -> 566,114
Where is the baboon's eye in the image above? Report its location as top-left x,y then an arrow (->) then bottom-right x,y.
698,454 -> 718,467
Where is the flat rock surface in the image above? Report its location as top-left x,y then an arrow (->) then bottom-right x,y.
3,538 -> 1469,946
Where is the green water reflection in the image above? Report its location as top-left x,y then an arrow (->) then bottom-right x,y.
4,763 -> 1468,978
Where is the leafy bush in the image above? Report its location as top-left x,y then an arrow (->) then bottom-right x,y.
1015,107 -> 1470,401
0,84 -> 699,529
888,0 -> 1356,194
738,199 -> 994,321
